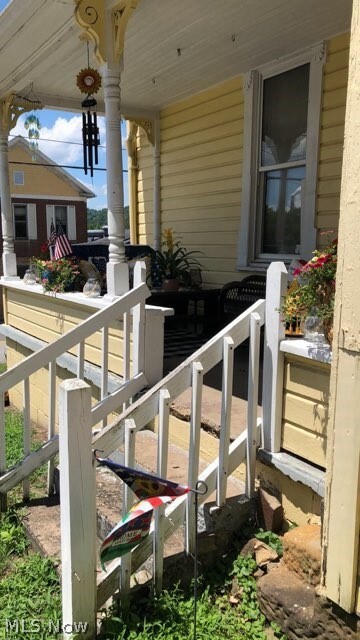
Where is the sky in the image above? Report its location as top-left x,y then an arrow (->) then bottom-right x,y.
11,110 -> 129,210
1,0 -> 128,211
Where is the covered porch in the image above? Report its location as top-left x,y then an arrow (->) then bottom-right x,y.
0,0 -> 359,631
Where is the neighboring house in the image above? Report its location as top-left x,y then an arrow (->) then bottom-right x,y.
2,136 -> 94,271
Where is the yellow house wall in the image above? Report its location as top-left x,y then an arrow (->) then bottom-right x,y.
317,32 -> 349,245
281,355 -> 330,468
9,146 -> 83,198
136,34 -> 349,285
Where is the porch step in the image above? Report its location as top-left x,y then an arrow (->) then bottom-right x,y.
22,426 -> 246,572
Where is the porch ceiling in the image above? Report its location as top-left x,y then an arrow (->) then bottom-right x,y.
0,0 -> 352,115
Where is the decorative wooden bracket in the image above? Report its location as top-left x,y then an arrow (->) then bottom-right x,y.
74,0 -> 139,65
0,94 -> 43,134
124,116 -> 154,146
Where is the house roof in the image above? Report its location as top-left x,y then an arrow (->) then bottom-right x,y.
0,0 -> 352,114
9,136 -> 95,199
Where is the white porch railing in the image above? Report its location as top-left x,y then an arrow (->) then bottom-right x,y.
0,263 -> 150,510
59,298 -> 265,636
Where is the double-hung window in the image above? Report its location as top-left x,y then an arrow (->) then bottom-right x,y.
238,44 -> 325,267
13,203 -> 37,240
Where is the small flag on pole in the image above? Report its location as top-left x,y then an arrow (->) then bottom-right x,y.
54,221 -> 72,259
96,456 -> 191,501
96,455 -> 190,569
100,496 -> 173,569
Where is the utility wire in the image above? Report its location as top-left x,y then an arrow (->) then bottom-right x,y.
9,160 -> 128,173
8,133 -> 127,152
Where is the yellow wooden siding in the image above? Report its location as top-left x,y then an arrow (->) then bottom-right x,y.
9,146 -> 83,198
281,355 -> 330,468
317,32 -> 349,243
158,77 -> 243,288
137,129 -> 154,245
5,288 -> 132,378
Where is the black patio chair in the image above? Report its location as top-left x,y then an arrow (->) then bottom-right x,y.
218,275 -> 266,329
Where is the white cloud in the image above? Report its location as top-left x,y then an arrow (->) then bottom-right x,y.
12,114 -> 106,167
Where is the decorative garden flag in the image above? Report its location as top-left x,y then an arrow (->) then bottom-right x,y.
54,221 -> 72,259
96,455 -> 190,501
100,495 -> 172,569
96,455 -> 191,569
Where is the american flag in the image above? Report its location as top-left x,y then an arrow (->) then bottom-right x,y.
48,221 -> 56,246
54,222 -> 72,259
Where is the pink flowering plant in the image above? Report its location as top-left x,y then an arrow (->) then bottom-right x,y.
281,237 -> 337,334
31,257 -> 80,293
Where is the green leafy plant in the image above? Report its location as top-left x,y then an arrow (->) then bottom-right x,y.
255,529 -> 283,557
281,237 -> 337,342
151,228 -> 202,287
30,257 -> 80,294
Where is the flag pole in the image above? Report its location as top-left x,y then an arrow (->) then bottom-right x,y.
192,480 -> 208,640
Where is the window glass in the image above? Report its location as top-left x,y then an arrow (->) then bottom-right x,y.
261,64 -> 309,166
13,171 -> 24,186
55,205 -> 67,234
260,166 -> 305,254
14,204 -> 27,239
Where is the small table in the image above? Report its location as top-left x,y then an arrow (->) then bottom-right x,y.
147,288 -> 220,336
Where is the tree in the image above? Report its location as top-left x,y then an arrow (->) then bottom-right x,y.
87,206 -> 129,230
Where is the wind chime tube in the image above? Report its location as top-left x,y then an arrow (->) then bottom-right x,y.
82,111 -> 88,175
87,110 -> 94,178
94,110 -> 99,165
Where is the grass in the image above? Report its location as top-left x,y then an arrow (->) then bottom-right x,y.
0,510 -> 61,640
0,403 -> 62,640
100,545 -> 287,640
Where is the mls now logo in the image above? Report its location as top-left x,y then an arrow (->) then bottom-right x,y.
5,619 -> 89,635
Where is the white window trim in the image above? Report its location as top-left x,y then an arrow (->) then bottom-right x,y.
13,170 -> 24,186
237,42 -> 326,269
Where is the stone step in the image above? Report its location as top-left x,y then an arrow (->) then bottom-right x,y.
282,524 -> 321,586
257,562 -> 360,640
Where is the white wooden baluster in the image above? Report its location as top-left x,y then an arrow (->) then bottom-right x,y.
47,361 -> 56,495
154,389 -> 170,593
77,340 -> 85,379
217,337 -> 234,506
262,262 -> 287,452
0,391 -> 6,511
186,362 -> 203,555
245,313 -> 261,498
101,326 -> 109,429
132,262 -> 146,376
120,418 -> 136,598
23,377 -> 30,501
59,379 -> 96,639
123,311 -> 130,411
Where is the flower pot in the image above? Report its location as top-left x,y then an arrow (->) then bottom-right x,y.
304,312 -> 326,345
162,278 -> 180,292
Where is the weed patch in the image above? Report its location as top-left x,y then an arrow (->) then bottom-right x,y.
100,552 -> 287,640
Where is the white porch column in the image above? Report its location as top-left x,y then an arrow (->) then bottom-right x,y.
102,64 -> 129,297
0,111 -> 17,279
153,114 -> 161,251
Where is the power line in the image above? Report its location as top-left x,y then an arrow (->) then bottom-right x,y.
9,160 -> 128,173
9,133 -> 127,152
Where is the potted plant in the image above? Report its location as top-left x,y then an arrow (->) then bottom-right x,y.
151,228 -> 202,291
30,257 -> 80,294
281,237 -> 337,345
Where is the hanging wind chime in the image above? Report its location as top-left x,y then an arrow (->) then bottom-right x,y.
76,44 -> 102,177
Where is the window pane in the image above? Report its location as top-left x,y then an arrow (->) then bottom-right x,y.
261,166 -> 305,254
14,205 -> 27,239
13,171 -> 24,185
55,205 -> 67,234
261,64 -> 309,166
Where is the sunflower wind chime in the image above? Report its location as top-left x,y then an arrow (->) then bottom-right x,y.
76,48 -> 102,177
